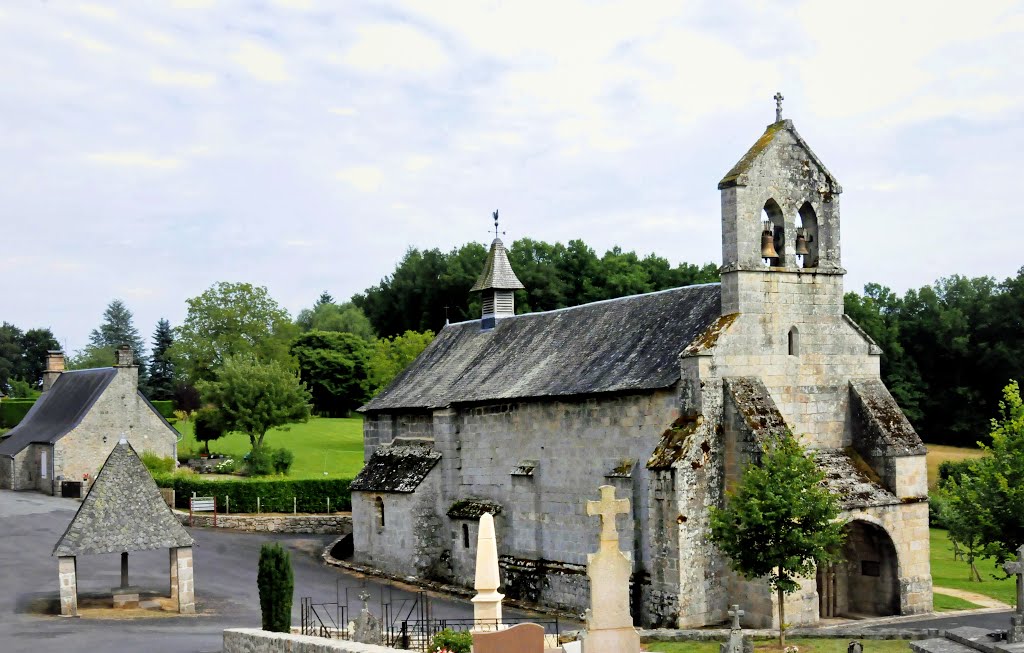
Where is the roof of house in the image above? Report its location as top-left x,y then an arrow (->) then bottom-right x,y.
362,283 -> 722,412
470,237 -> 525,292
0,369 -> 117,456
53,441 -> 194,556
350,442 -> 441,493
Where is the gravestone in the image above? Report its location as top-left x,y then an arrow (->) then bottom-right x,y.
848,641 -> 864,653
351,591 -> 382,645
472,622 -> 545,653
581,485 -> 640,653
720,605 -> 753,653
1003,545 -> 1024,643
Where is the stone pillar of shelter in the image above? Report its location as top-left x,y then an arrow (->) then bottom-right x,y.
174,546 -> 195,614
169,548 -> 178,603
58,556 -> 78,617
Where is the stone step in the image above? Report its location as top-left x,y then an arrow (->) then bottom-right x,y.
947,626 -> 1006,653
911,638 -> 982,653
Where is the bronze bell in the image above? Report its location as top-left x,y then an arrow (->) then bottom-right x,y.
795,229 -> 811,256
760,228 -> 779,259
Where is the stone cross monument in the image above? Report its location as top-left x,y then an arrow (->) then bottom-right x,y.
721,605 -> 751,653
1003,545 -> 1024,642
581,485 -> 640,653
471,512 -> 504,631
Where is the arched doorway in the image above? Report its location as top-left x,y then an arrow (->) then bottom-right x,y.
818,520 -> 899,618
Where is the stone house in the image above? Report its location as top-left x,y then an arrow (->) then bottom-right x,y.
0,346 -> 179,496
350,113 -> 932,628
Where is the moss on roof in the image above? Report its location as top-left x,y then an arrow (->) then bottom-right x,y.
718,121 -> 787,189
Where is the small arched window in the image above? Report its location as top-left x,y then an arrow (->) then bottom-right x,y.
375,497 -> 385,529
788,327 -> 800,356
462,523 -> 470,548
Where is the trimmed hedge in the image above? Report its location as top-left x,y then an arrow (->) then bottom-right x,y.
154,475 -> 352,513
0,400 -> 36,428
149,400 -> 175,419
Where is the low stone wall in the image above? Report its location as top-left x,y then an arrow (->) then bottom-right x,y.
175,511 -> 351,534
224,628 -> 405,652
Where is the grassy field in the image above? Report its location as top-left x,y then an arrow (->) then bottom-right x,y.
646,639 -> 910,653
175,416 -> 364,479
931,528 -> 1014,604
933,593 -> 982,611
925,444 -> 986,490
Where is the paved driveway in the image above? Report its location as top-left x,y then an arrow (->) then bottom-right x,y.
0,491 -> 493,653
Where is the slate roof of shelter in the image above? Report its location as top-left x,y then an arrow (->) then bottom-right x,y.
53,441 -> 194,556
350,442 -> 441,493
718,119 -> 842,194
363,283 -> 722,411
815,449 -> 901,510
470,238 -> 525,292
0,369 -> 117,456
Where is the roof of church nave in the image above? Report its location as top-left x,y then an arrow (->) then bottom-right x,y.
362,282 -> 722,412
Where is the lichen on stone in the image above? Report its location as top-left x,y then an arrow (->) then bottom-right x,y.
647,414 -> 704,470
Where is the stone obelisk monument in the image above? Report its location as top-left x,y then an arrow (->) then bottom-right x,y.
471,512 -> 504,631
582,485 -> 640,653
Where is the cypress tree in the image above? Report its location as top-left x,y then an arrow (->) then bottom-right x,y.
257,542 -> 294,632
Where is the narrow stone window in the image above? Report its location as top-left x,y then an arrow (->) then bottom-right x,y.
375,497 -> 385,529
788,327 -> 800,356
462,523 -> 470,548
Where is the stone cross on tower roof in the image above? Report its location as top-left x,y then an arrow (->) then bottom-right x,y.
774,92 -> 784,122
586,484 -> 630,544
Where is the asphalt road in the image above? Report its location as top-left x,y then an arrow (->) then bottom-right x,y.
881,610 -> 1015,633
0,491 -> 496,653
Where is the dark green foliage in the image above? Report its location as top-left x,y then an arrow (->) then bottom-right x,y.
290,331 -> 371,416
193,407 -> 225,454
271,447 -> 294,474
153,476 -> 352,513
149,400 -> 175,419
87,299 -> 148,385
174,382 -> 201,414
937,459 -> 981,485
257,543 -> 294,632
353,239 -> 719,338
245,446 -> 294,475
845,268 -> 1024,445
148,319 -> 176,400
0,399 -> 36,428
0,323 -> 59,393
431,628 -> 473,653
710,431 -> 845,646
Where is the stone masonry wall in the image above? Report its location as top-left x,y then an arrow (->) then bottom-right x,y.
224,628 -> 407,653
52,367 -> 176,495
174,512 -> 351,534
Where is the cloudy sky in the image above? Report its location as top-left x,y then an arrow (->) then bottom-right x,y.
1,0 -> 1022,354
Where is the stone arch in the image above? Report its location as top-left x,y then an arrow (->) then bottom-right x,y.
797,202 -> 820,268
818,519 -> 900,618
762,199 -> 785,266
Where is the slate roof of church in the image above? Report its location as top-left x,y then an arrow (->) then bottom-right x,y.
362,283 -> 722,411
470,237 -> 525,292
0,369 -> 117,456
53,441 -> 194,556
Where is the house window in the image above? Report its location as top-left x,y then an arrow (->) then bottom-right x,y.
375,497 -> 385,529
462,523 -> 470,548
788,327 -> 799,356
41,451 -> 47,479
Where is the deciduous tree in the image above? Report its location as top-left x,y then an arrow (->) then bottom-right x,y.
367,330 -> 434,396
290,330 -> 371,416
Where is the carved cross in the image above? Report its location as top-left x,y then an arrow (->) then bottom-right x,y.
1003,545 -> 1024,614
358,590 -> 371,610
774,92 -> 784,122
728,604 -> 744,630
586,485 -> 630,544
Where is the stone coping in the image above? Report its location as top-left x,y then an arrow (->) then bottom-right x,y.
223,628 -> 406,652
174,510 -> 351,534
639,627 -> 942,642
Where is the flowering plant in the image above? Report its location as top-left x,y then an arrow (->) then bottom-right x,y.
784,646 -> 800,653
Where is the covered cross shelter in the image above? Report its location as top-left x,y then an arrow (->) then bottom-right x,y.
52,439 -> 195,616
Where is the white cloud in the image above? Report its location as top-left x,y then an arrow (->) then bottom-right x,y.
149,66 -> 217,89
329,106 -> 357,116
142,29 -> 177,47
403,154 -> 432,172
77,4 -> 119,21
232,40 -> 289,82
61,30 -> 114,53
272,0 -> 314,8
85,151 -> 183,170
335,165 -> 383,192
340,23 -> 450,76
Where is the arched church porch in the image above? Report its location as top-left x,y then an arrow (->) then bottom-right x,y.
818,519 -> 900,618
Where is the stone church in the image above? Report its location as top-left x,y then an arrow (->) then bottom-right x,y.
350,109 -> 932,628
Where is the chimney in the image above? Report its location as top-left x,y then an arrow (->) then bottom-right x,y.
42,350 -> 65,392
115,345 -> 135,367
114,345 -> 140,389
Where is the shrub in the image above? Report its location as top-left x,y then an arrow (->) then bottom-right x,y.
149,399 -> 175,419
937,459 -> 980,487
153,476 -> 352,513
257,543 -> 294,633
141,452 -> 175,475
214,458 -> 238,474
193,407 -> 225,454
0,399 -> 36,428
431,628 -> 473,653
271,447 -> 294,474
246,447 -> 275,476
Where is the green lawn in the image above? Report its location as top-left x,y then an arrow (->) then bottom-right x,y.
175,416 -> 365,479
931,528 -> 1015,604
933,592 -> 982,611
647,639 -> 910,653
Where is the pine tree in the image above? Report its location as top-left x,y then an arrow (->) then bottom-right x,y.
257,543 -> 294,632
148,319 -> 175,400
86,299 -> 148,382
315,290 -> 334,307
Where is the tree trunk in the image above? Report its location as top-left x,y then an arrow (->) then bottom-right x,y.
778,586 -> 786,649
